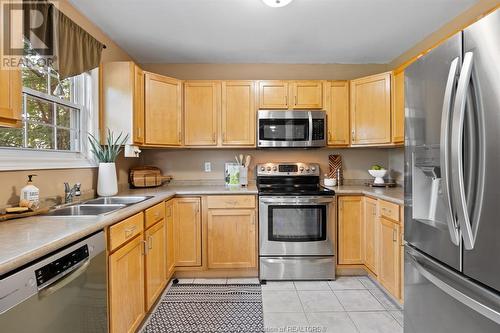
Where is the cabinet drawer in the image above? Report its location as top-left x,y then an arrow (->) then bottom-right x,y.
206,195 -> 256,209
379,200 -> 400,222
109,212 -> 144,251
145,201 -> 165,228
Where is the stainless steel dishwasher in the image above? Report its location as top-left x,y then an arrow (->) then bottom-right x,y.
0,231 -> 107,333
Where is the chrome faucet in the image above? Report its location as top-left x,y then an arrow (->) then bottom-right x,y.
64,183 -> 81,203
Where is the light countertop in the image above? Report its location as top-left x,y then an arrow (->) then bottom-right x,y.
0,183 -> 403,276
0,184 -> 257,276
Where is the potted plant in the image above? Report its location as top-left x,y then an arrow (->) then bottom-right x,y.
88,129 -> 129,196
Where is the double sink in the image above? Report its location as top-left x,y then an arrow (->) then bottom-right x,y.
45,196 -> 153,216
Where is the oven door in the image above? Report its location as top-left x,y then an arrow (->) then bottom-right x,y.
259,196 -> 335,256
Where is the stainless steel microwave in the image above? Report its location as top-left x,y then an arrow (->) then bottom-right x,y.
257,110 -> 326,148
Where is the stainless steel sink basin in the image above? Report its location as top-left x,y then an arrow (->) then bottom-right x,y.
45,204 -> 126,216
83,196 -> 152,206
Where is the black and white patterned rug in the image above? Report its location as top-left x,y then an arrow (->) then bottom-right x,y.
143,284 -> 264,333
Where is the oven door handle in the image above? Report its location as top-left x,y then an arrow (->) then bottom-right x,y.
308,111 -> 313,144
259,197 -> 335,204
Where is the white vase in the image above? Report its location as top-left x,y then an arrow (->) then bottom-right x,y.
97,162 -> 118,197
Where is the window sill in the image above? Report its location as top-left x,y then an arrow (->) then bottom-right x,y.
0,149 -> 97,171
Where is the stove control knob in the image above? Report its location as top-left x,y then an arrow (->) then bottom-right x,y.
311,166 -> 316,172
272,166 -> 277,171
266,166 -> 272,171
305,167 -> 310,172
299,166 -> 304,172
260,167 -> 265,171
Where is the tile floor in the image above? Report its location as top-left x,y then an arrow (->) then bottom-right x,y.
176,276 -> 403,333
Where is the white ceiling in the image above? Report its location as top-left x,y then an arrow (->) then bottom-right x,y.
69,0 -> 478,64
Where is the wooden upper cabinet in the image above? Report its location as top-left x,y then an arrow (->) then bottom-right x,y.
379,217 -> 401,299
392,70 -> 405,144
290,81 -> 323,109
109,235 -> 145,333
184,81 -> 220,146
350,72 -> 392,145
101,62 -> 144,145
173,198 -> 202,267
207,209 -> 257,269
145,220 -> 166,310
324,81 -> 350,146
0,68 -> 22,128
338,196 -> 364,265
364,197 -> 378,275
133,66 -> 145,144
258,80 -> 289,109
144,73 -> 182,146
221,81 -> 256,146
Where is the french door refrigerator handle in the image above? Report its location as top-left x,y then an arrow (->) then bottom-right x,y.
451,52 -> 476,250
406,246 -> 500,325
440,57 -> 461,246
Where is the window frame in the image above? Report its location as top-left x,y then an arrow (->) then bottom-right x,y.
0,70 -> 98,171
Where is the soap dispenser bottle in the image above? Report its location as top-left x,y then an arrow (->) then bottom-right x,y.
20,174 -> 40,209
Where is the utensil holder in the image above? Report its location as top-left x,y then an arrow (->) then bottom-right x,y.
239,166 -> 248,187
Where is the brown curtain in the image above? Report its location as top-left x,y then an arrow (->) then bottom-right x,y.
54,11 -> 104,79
22,0 -> 105,79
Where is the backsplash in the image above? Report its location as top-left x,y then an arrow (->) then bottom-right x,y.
142,148 -> 393,183
388,148 -> 404,184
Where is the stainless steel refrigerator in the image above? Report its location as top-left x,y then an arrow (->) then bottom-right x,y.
404,8 -> 500,332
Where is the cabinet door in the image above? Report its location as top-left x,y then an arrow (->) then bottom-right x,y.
324,81 -> 350,146
165,200 -> 175,278
144,73 -> 182,146
258,80 -> 289,109
392,70 -> 405,144
221,81 -> 256,146
184,81 -> 220,146
364,197 -> 378,274
338,196 -> 364,265
174,198 -> 202,267
109,235 -> 145,333
350,72 -> 391,145
132,65 -> 145,144
379,217 -> 401,299
290,81 -> 323,109
145,220 -> 166,310
207,209 -> 256,269
0,68 -> 22,127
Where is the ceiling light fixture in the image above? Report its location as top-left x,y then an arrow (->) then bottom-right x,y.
262,0 -> 294,8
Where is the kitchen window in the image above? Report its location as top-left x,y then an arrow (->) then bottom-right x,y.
0,42 -> 98,170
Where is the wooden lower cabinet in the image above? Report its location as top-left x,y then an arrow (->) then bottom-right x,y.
338,196 -> 364,265
109,235 -> 145,333
207,209 -> 256,269
165,200 -> 175,278
174,198 -> 202,267
145,220 -> 166,310
379,217 -> 401,299
364,197 -> 378,275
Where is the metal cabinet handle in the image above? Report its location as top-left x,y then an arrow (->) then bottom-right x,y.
393,229 -> 397,242
212,132 -> 216,142
148,235 -> 153,250
351,129 -> 355,141
439,57 -> 461,246
142,240 -> 147,255
451,52 -> 477,250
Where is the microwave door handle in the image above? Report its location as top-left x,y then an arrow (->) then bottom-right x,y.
439,57 -> 461,246
451,52 -> 476,250
308,112 -> 313,144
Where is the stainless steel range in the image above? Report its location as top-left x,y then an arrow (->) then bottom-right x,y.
257,162 -> 336,281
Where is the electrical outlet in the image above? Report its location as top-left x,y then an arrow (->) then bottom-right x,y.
204,162 -> 211,172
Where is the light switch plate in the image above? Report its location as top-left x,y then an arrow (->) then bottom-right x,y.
204,162 -> 211,172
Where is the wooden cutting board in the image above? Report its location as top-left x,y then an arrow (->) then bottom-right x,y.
0,207 -> 50,222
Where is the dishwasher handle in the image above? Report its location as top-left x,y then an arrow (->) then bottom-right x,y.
38,259 -> 91,298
